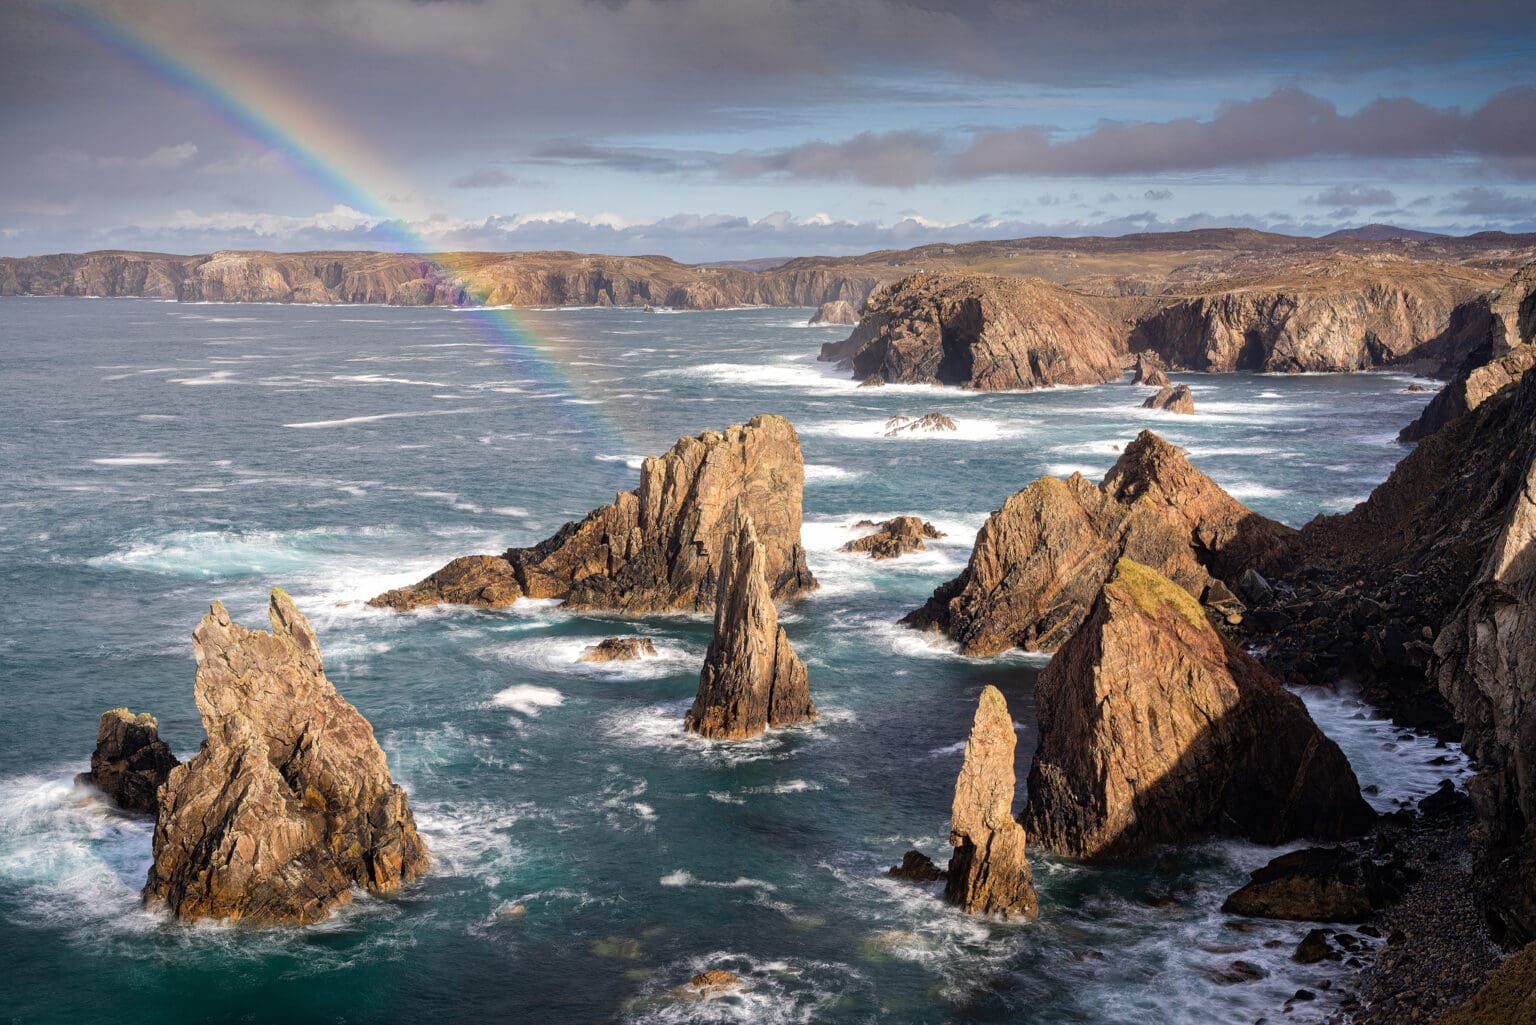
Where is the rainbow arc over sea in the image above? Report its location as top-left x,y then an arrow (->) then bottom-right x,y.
53,0 -> 634,452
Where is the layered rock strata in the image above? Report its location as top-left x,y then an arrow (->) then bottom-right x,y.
903,430 -> 1294,655
944,685 -> 1038,918
818,274 -> 1124,391
143,589 -> 428,924
81,709 -> 179,812
1021,559 -> 1373,859
371,415 -> 816,614
684,515 -> 815,740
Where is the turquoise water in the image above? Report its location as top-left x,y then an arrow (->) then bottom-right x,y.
0,298 -> 1470,1024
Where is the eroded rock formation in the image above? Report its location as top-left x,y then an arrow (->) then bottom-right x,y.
1141,384 -> 1195,414
818,274 -> 1124,391
371,415 -> 816,614
80,709 -> 179,812
143,589 -> 428,924
809,300 -> 858,325
903,430 -> 1294,655
684,514 -> 815,740
884,412 -> 957,436
1131,355 -> 1171,387
579,637 -> 658,662
945,685 -> 1037,918
1021,559 -> 1373,859
841,516 -> 944,559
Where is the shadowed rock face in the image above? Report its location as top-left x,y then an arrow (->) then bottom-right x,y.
1131,356 -> 1171,387
1141,384 -> 1195,413
902,430 -> 1295,655
684,515 -> 815,740
143,589 -> 428,925
818,274 -> 1124,391
81,709 -> 179,812
945,685 -> 1038,918
1022,559 -> 1373,860
841,516 -> 944,559
808,300 -> 859,325
371,415 -> 816,614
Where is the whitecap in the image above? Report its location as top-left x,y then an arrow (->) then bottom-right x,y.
489,684 -> 565,716
92,454 -> 172,466
285,409 -> 480,429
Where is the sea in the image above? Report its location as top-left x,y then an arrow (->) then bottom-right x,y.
0,297 -> 1471,1024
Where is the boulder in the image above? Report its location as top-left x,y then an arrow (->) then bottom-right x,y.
808,300 -> 858,326
1141,384 -> 1195,414
819,273 -> 1124,391
888,850 -> 947,883
944,685 -> 1038,918
1022,559 -> 1374,859
1293,928 -> 1336,963
1131,356 -> 1172,387
841,516 -> 944,559
80,709 -> 179,813
143,589 -> 428,924
684,514 -> 815,740
1238,568 -> 1273,605
371,415 -> 816,614
578,637 -> 659,662
1222,847 -> 1397,922
903,430 -> 1295,655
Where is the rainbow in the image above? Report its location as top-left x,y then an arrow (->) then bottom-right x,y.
50,0 -> 635,452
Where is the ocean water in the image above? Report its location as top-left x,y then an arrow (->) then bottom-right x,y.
0,298 -> 1469,1025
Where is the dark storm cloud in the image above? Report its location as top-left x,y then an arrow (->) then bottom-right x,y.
1440,187 -> 1536,218
526,142 -> 694,175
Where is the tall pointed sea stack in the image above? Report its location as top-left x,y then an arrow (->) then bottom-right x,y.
371,415 -> 816,614
945,685 -> 1038,918
144,589 -> 428,924
1022,559 -> 1373,859
685,513 -> 815,740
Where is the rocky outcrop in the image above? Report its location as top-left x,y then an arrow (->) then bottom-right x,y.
684,514 -> 815,740
1022,559 -> 1372,859
888,850 -> 947,882
579,637 -> 658,662
841,516 -> 943,559
944,685 -> 1038,918
884,412 -> 957,436
818,274 -> 1124,391
808,300 -> 858,325
1130,355 -> 1171,387
1400,261 -> 1536,442
903,430 -> 1295,655
1128,258 -> 1498,373
1141,384 -> 1195,414
1221,847 -> 1401,922
80,709 -> 179,812
143,589 -> 427,924
371,415 -> 816,614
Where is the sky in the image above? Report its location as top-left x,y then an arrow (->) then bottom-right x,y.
2,0 -> 1535,261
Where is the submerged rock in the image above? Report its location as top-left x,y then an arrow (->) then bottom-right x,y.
578,637 -> 658,662
808,300 -> 858,326
143,589 -> 428,924
1222,847 -> 1397,922
819,273 -> 1123,391
1022,559 -> 1374,859
884,412 -> 958,436
841,516 -> 944,559
80,708 -> 179,812
1131,355 -> 1172,387
687,969 -> 742,991
684,514 -> 815,740
1141,384 -> 1195,414
944,685 -> 1038,918
903,430 -> 1295,655
371,415 -> 816,614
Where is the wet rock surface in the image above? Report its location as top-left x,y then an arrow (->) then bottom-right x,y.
80,709 -> 179,813
840,516 -> 944,559
578,637 -> 659,662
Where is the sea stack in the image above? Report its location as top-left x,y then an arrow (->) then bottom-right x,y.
1130,355 -> 1171,387
902,431 -> 1295,655
143,588 -> 428,924
371,414 -> 816,614
1141,384 -> 1195,414
80,709 -> 179,812
945,685 -> 1038,918
684,513 -> 815,740
1022,559 -> 1374,859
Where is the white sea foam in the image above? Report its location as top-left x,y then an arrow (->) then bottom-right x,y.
624,951 -> 861,1025
169,370 -> 239,386
802,463 -> 860,481
92,453 -> 172,466
478,635 -> 699,681
595,453 -> 647,470
647,362 -> 861,394
285,409 -> 480,428
1220,481 -> 1289,500
332,373 -> 457,388
659,871 -> 776,891
490,684 -> 566,716
800,417 -> 1026,442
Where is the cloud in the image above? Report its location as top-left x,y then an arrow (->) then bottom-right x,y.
450,168 -> 527,189
1439,186 -> 1536,218
1305,185 -> 1398,208
528,141 -> 693,175
1144,189 -> 1174,201
718,131 -> 946,189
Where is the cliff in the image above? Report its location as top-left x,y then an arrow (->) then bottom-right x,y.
902,431 -> 1295,655
684,513 -> 815,740
371,415 -> 816,614
1022,559 -> 1373,859
143,589 -> 427,924
817,273 -> 1124,390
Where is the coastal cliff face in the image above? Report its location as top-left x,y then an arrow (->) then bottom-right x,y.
818,274 -> 1124,390
143,589 -> 427,925
945,685 -> 1037,918
902,431 -> 1294,655
1128,259 -> 1497,373
371,415 -> 816,614
1022,559 -> 1373,859
684,514 -> 815,740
